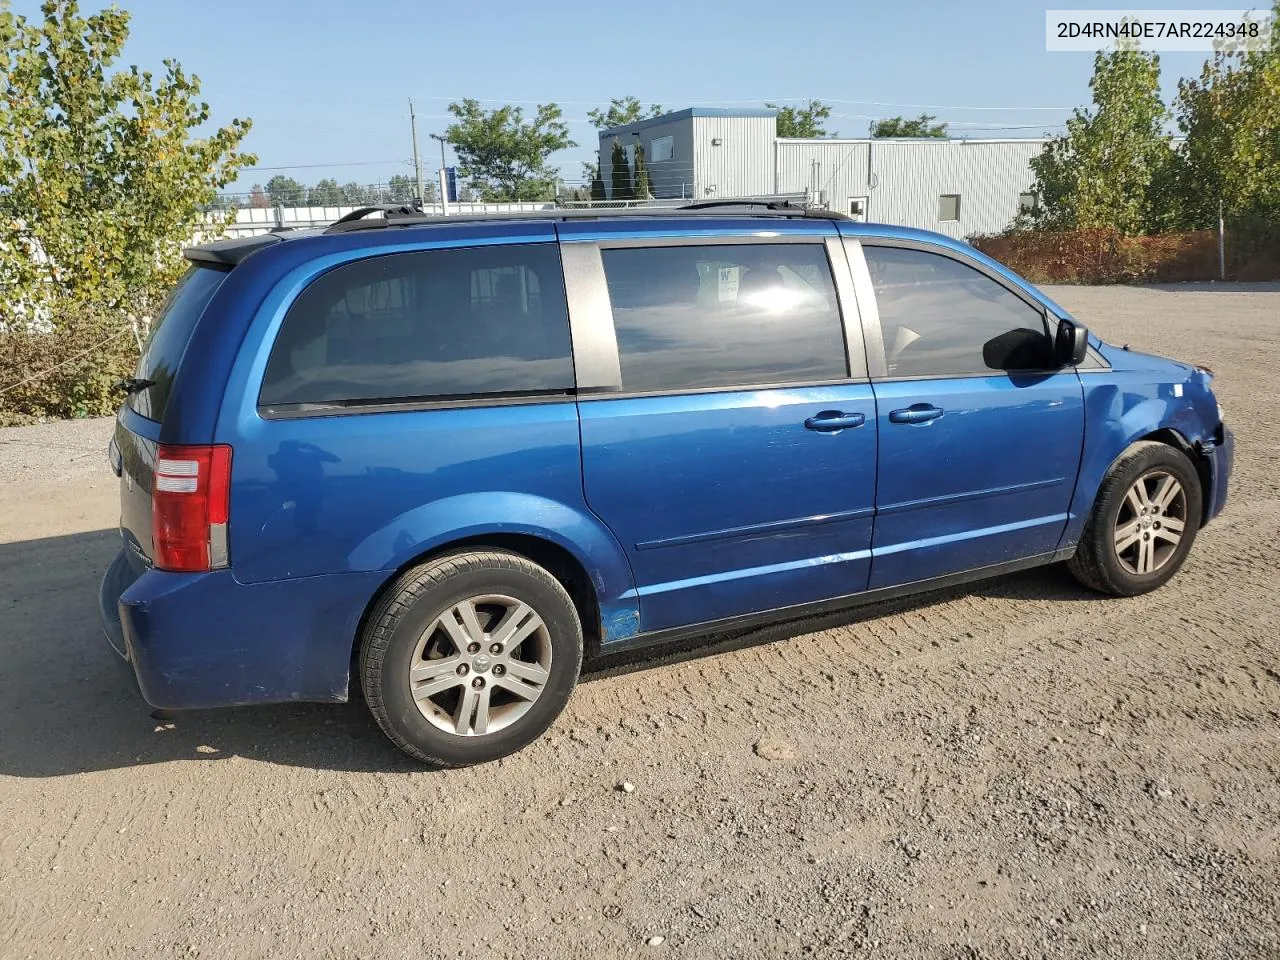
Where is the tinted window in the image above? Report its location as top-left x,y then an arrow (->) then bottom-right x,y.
601,244 -> 847,393
864,246 -> 1053,379
127,265 -> 227,421
261,244 -> 572,407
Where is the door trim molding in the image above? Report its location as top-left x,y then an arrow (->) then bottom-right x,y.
598,548 -> 1074,652
634,504 -> 876,550
876,476 -> 1066,516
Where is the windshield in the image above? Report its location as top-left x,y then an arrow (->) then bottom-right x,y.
126,265 -> 228,422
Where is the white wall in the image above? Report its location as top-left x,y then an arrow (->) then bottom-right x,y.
777,139 -> 1045,238
692,115 -> 778,201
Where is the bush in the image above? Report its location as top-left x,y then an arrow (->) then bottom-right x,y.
0,301 -> 143,425
972,226 -> 1280,284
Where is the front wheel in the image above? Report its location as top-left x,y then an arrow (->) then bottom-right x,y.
359,550 -> 583,766
1068,441 -> 1203,596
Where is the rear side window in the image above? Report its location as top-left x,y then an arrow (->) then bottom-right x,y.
864,245 -> 1053,379
127,265 -> 228,421
260,244 -> 573,408
601,243 -> 847,393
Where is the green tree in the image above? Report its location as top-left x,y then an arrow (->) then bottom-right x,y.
340,181 -> 374,205
374,177 -> 434,204
1170,6 -> 1280,228
0,0 -> 254,319
248,184 -> 269,209
586,161 -> 606,201
767,99 -> 833,138
384,173 -> 417,203
587,96 -> 664,130
265,175 -> 306,206
870,114 -> 948,138
445,98 -> 575,201
307,178 -> 343,206
610,138 -> 633,201
632,136 -> 652,199
203,193 -> 234,214
1029,47 -> 1172,234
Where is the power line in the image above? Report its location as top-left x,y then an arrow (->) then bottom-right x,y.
237,110 -> 1068,177
250,159 -> 411,172
820,98 -> 1073,112
407,95 -> 1076,112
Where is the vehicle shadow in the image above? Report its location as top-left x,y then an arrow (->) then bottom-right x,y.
0,528 -> 1097,778
584,564 -> 1099,680
0,528 -> 416,778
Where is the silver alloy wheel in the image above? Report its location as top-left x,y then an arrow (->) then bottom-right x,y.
1113,470 -> 1187,575
408,594 -> 552,736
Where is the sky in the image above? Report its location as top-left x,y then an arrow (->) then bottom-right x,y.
8,0 -> 1252,194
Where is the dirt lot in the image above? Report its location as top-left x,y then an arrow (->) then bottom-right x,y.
1,284 -> 1278,960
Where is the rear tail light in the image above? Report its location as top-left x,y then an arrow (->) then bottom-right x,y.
152,444 -> 232,572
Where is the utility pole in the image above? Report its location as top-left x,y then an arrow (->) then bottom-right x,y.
409,98 -> 425,208
430,133 -> 450,216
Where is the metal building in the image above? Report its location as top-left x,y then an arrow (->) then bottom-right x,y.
598,107 -> 777,203
599,108 -> 1047,238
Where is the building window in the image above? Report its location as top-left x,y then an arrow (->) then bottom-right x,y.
1019,192 -> 1039,214
649,136 -> 674,162
938,194 -> 961,222
848,197 -> 867,221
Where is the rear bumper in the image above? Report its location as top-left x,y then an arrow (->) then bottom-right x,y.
98,550 -> 143,692
1204,424 -> 1234,523
99,549 -> 135,661
98,546 -> 384,709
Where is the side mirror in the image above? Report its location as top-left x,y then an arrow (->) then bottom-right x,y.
1055,319 -> 1089,367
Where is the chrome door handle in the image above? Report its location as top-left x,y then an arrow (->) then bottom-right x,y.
804,411 -> 866,432
888,404 -> 944,424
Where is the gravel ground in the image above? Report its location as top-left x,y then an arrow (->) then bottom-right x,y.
1,284 -> 1278,959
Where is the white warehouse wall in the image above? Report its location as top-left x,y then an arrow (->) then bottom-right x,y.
778,138 -> 1045,238
691,115 -> 778,201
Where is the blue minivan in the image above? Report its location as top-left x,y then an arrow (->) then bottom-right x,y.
100,203 -> 1233,765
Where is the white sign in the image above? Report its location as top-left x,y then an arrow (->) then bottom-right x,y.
1046,9 -> 1273,51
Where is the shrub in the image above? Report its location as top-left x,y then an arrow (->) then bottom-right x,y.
971,227 -> 1280,284
0,300 -> 145,425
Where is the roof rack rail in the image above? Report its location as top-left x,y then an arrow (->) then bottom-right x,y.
678,198 -> 847,221
328,203 -> 423,226
321,200 -> 850,234
679,199 -> 803,211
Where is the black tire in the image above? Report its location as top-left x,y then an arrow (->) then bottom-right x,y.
359,550 -> 583,766
1068,440 -> 1203,596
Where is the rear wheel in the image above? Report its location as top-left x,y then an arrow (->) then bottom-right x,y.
359,550 -> 583,766
1068,441 -> 1202,596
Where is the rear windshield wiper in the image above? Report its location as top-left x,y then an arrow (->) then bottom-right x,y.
111,377 -> 156,396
